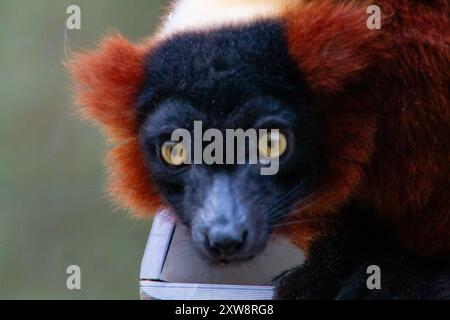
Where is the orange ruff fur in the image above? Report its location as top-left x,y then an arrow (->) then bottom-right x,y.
68,36 -> 162,216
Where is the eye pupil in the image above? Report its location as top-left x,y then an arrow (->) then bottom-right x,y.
161,141 -> 186,166
258,131 -> 287,160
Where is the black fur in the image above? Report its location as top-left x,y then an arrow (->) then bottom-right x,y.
138,21 -> 321,263
273,203 -> 450,300
137,21 -> 313,123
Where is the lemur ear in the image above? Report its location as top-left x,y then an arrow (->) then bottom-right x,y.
68,35 -> 162,217
285,1 -> 388,96
68,34 -> 146,141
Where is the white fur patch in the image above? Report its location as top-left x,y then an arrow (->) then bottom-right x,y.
159,0 -> 297,37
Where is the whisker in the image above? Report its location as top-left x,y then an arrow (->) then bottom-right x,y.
267,190 -> 318,224
266,174 -> 313,215
268,217 -> 343,229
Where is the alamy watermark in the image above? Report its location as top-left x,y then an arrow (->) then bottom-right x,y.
66,265 -> 81,290
66,5 -> 81,30
366,265 -> 382,290
367,5 -> 382,30
163,121 -> 285,176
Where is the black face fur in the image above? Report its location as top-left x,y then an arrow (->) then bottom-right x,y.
137,21 -> 320,263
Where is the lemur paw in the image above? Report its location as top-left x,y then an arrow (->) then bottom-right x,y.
272,235 -> 348,300
272,265 -> 340,300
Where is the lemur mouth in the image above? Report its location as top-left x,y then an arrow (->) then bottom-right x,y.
212,255 -> 257,265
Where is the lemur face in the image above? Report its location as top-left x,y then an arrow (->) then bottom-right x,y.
70,0 -> 389,262
138,22 -> 320,263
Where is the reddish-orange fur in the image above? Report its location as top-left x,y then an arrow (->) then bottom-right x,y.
69,1 -> 449,255
68,35 -> 162,216
282,0 -> 449,256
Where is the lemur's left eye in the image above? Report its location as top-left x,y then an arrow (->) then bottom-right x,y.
259,131 -> 288,159
161,141 -> 186,166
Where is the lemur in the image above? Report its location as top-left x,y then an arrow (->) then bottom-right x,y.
69,0 -> 450,299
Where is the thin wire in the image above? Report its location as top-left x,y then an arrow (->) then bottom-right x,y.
64,24 -> 71,59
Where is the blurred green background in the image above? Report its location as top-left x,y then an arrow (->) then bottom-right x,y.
0,0 -> 167,299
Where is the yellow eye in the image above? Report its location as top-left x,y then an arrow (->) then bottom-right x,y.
259,131 -> 288,159
161,141 -> 186,166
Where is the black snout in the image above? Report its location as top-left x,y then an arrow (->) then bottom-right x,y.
205,226 -> 248,258
193,174 -> 258,262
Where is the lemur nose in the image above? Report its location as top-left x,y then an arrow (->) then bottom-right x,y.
206,227 -> 248,258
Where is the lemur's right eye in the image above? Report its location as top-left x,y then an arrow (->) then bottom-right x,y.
259,131 -> 288,159
161,141 -> 186,166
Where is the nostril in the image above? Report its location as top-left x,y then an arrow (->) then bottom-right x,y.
210,238 -> 242,256
206,228 -> 248,257
204,236 -> 221,256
